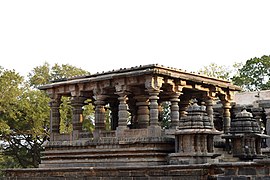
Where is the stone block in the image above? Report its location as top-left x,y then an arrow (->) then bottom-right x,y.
130,170 -> 147,177
133,177 -> 149,180
225,168 -> 237,175
217,176 -> 232,180
238,167 -> 257,175
118,170 -> 130,177
147,126 -> 162,137
256,167 -> 270,176
232,176 -> 251,180
258,177 -> 270,180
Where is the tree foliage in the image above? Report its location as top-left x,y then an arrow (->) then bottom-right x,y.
28,62 -> 89,88
160,102 -> 171,129
232,55 -> 270,91
198,63 -> 232,80
0,62 -> 92,169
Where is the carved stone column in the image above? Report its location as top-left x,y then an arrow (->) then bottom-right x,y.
148,90 -> 160,127
71,96 -> 85,140
49,98 -> 61,140
179,98 -> 190,119
265,109 -> 270,147
252,108 -> 264,134
117,91 -> 129,130
135,95 -> 150,129
170,92 -> 181,128
259,100 -> 270,147
145,76 -> 163,136
206,98 -> 214,128
94,95 -> 107,131
71,97 -> 85,131
222,101 -> 231,134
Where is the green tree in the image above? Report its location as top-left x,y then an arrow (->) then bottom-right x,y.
160,102 -> 171,129
0,62 -> 93,169
0,67 -> 25,168
198,63 -> 232,80
28,62 -> 93,135
232,55 -> 270,91
28,62 -> 89,88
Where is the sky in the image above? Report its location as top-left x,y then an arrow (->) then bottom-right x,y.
1,0 -> 270,77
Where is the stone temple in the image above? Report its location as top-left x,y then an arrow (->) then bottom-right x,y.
4,64 -> 270,179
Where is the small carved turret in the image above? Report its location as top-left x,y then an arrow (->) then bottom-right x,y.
224,108 -> 269,160
169,101 -> 221,165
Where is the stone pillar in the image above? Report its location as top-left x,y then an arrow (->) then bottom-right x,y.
49,98 -> 61,140
71,96 -> 85,140
148,90 -> 160,127
179,98 -> 190,119
252,108 -> 264,134
265,109 -> 270,147
206,98 -> 214,127
147,89 -> 162,136
222,101 -> 231,134
117,91 -> 129,130
94,95 -> 107,131
135,95 -> 150,129
170,92 -> 181,128
71,97 -> 85,131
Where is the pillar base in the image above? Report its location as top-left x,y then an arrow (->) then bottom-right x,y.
147,125 -> 162,137
93,129 -> 104,138
116,126 -> 129,137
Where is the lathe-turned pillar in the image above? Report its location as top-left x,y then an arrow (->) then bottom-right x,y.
71,96 -> 86,140
148,89 -> 161,127
94,95 -> 107,132
222,100 -> 231,134
170,92 -> 181,128
205,97 -> 214,127
135,95 -> 150,129
49,97 -> 61,141
116,91 -> 129,130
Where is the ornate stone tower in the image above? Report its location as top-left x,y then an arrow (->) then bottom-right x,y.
224,109 -> 269,160
168,101 -> 221,164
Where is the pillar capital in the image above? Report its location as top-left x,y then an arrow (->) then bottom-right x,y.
145,76 -> 163,92
170,91 -> 182,102
70,96 -> 86,104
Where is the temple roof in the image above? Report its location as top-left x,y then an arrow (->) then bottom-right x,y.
39,64 -> 241,91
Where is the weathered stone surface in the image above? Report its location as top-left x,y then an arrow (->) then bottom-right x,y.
11,64 -> 270,179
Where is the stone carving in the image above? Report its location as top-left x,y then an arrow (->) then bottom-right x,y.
224,108 -> 270,160
169,101 -> 221,164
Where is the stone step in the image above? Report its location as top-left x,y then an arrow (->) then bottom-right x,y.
42,152 -> 167,160
40,153 -> 167,168
42,146 -> 171,156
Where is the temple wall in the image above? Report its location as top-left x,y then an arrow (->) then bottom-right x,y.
235,90 -> 270,106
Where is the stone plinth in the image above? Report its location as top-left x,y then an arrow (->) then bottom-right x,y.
40,136 -> 174,168
5,160 -> 270,179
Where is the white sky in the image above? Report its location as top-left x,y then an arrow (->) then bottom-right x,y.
1,0 -> 270,77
